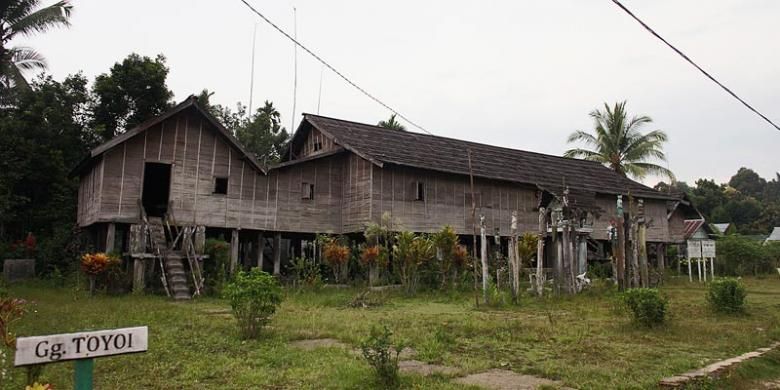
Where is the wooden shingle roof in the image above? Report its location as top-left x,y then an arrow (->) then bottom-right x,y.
300,114 -> 675,202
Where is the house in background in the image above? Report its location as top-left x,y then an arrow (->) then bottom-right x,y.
765,227 -> 780,245
712,223 -> 736,235
73,96 -> 691,298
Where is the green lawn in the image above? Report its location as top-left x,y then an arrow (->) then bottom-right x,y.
2,277 -> 780,389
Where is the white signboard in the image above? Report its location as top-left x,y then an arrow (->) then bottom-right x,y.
701,240 -> 716,258
686,240 -> 702,258
15,326 -> 147,366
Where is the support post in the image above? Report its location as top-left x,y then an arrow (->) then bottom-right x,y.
703,257 -> 708,282
273,233 -> 282,276
657,243 -> 665,276
230,229 -> 239,275
710,257 -> 715,279
687,255 -> 693,282
256,232 -> 264,270
133,258 -> 145,294
697,258 -> 702,282
577,234 -> 588,275
480,216 -> 488,304
74,358 -> 94,390
105,223 -> 116,253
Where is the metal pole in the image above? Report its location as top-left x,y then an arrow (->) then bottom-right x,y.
74,359 -> 94,390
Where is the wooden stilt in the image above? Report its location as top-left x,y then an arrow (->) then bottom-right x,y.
536,206 -> 546,297
230,229 -> 239,275
616,195 -> 626,290
480,216 -> 488,304
273,233 -> 282,275
256,232 -> 264,270
106,223 -> 116,253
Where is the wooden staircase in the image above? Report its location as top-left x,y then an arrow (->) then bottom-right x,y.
146,217 -> 192,301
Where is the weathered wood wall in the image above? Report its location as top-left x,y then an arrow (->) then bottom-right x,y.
589,196 -> 669,242
299,127 -> 337,158
668,209 -> 686,243
368,164 -> 540,236
77,155 -> 104,226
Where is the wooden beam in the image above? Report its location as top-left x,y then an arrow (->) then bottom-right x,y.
105,223 -> 116,253
256,231 -> 264,270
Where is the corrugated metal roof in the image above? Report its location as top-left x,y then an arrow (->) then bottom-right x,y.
713,223 -> 731,234
683,219 -> 706,240
766,227 -> 780,242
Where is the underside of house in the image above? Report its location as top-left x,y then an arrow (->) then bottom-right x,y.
72,96 -> 696,299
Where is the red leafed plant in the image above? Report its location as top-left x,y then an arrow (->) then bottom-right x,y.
81,252 -> 119,295
323,241 -> 350,283
0,297 -> 27,349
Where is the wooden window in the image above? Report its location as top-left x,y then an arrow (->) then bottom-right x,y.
313,141 -> 322,152
302,182 -> 314,200
214,177 -> 228,195
414,181 -> 425,201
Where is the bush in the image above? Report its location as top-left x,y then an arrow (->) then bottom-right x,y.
620,288 -> 668,327
287,256 -> 322,289
204,238 -> 230,295
360,325 -> 404,389
707,277 -> 747,313
223,268 -> 282,339
716,235 -> 772,276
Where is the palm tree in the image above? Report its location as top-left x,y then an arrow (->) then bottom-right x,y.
564,101 -> 674,180
377,113 -> 406,131
0,0 -> 72,89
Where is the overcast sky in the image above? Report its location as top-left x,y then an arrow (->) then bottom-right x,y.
20,0 -> 780,185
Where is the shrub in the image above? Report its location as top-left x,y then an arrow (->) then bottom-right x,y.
393,232 -> 435,295
287,256 -> 322,289
716,235 -> 771,276
707,277 -> 747,313
223,268 -> 282,339
204,238 -> 230,295
620,288 -> 668,327
360,325 -> 404,389
322,237 -> 350,283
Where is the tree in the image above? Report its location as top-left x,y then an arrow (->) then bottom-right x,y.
728,168 -> 766,199
653,181 -> 691,195
91,53 -> 173,139
564,101 -> 673,180
0,0 -> 72,91
236,101 -> 289,164
377,114 -> 406,131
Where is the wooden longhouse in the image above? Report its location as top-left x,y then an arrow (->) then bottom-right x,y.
73,96 -> 692,298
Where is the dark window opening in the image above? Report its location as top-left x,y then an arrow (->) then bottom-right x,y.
415,181 -> 425,201
302,182 -> 314,200
214,177 -> 228,195
142,163 -> 171,217
313,141 -> 322,152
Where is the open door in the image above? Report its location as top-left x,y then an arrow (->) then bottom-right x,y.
142,162 -> 171,217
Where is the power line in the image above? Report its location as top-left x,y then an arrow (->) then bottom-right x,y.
609,0 -> 780,132
237,0 -> 434,135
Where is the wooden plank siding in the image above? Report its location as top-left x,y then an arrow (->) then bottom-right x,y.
77,106 -> 685,243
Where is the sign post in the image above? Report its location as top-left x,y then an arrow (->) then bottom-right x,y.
686,240 -> 702,283
14,326 -> 148,390
701,240 -> 716,280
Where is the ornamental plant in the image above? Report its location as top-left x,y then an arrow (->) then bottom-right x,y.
393,232 -> 435,295
322,238 -> 350,283
360,245 -> 387,286
81,252 -> 119,296
223,268 -> 282,339
360,325 -> 404,389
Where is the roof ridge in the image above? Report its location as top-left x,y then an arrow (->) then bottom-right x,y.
303,113 -> 611,167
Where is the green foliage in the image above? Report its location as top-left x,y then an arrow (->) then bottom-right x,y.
204,238 -> 230,295
619,288 -> 668,327
377,114 -> 406,131
707,278 -> 747,313
360,325 -> 403,389
222,268 -> 282,339
0,0 -> 73,91
564,101 -> 673,180
432,225 -> 458,288
287,256 -> 322,289
393,231 -> 435,295
588,261 -> 613,279
91,53 -> 173,139
347,290 -> 386,308
716,235 -> 774,276
517,232 -> 538,268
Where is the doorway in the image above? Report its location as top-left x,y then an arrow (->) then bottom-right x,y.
142,162 -> 171,217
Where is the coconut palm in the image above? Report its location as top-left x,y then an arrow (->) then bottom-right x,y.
0,0 -> 72,89
564,101 -> 674,180
377,114 -> 406,131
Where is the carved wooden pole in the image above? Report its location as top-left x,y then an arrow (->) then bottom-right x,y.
627,195 -> 639,288
536,206 -> 546,297
510,211 -> 519,303
480,215 -> 488,304
638,199 -> 649,288
467,149 -> 479,306
616,195 -> 626,291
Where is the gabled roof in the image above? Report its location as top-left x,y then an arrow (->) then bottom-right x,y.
289,114 -> 676,204
71,96 -> 265,176
713,223 -> 732,235
683,219 -> 716,240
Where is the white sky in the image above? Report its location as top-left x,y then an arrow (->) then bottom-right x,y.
22,0 -> 780,185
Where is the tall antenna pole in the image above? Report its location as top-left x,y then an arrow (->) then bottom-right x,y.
290,6 -> 298,131
317,65 -> 324,114
248,23 -> 258,114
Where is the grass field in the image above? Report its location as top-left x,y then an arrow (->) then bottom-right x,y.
2,276 -> 779,389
